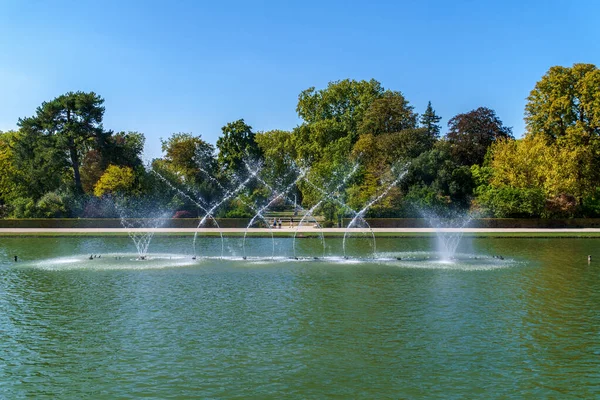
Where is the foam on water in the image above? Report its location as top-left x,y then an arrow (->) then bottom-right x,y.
23,253 -> 199,271
17,250 -> 517,272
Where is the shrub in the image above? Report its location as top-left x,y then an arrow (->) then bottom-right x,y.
173,210 -> 195,218
581,189 -> 600,217
11,197 -> 36,218
475,186 -> 545,218
36,192 -> 68,218
224,208 -> 253,218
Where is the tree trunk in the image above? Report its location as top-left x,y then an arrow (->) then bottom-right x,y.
66,109 -> 83,194
69,138 -> 83,194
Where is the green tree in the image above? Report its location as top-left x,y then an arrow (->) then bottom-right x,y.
481,135 -> 597,216
17,91 -> 108,194
161,132 -> 216,182
216,119 -> 262,175
525,63 -> 600,141
399,141 -> 474,212
358,91 -> 418,136
0,130 -> 27,204
107,131 -> 145,168
294,79 -> 384,162
420,101 -> 442,138
255,129 -> 297,185
11,125 -> 67,200
446,107 -> 513,166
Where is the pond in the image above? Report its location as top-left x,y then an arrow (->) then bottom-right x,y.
1,236 -> 599,398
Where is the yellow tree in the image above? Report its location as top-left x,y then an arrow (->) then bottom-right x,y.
94,165 -> 136,197
0,131 -> 26,204
525,63 -> 600,203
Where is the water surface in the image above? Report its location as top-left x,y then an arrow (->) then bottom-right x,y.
1,236 -> 599,398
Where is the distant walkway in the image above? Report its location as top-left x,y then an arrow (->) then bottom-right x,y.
2,227 -> 600,233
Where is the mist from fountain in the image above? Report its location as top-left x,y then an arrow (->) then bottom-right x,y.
342,167 -> 408,258
243,162 -> 321,258
422,210 -> 474,262
291,163 -> 360,258
114,197 -> 170,260
151,169 -> 225,259
299,177 -> 372,258
242,162 -> 308,259
197,164 -> 278,259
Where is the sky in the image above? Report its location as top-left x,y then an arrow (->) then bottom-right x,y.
1,0 -> 599,160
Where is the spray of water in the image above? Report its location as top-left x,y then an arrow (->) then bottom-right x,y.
421,209 -> 474,261
242,162 -> 308,259
113,196 -> 170,260
151,169 -> 226,259
292,162 -> 360,258
342,167 -> 407,258
300,168 -> 377,258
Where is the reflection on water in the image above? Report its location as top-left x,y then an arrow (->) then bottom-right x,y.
0,237 -> 599,398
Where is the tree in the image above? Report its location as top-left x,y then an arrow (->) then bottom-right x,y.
525,63 -> 600,142
94,165 -> 136,197
80,131 -> 145,194
293,79 -> 388,212
161,132 -> 216,182
294,79 -> 385,162
420,101 -> 442,138
216,119 -> 262,175
524,63 -> 600,204
481,135 -> 598,215
255,129 -> 296,185
106,131 -> 145,168
399,141 -> 474,212
446,107 -> 513,166
358,91 -> 418,136
0,131 -> 27,204
11,126 -> 67,200
17,91 -> 108,194
297,79 -> 384,132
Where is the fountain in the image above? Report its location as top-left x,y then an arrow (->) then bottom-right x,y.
58,158 -> 508,270
422,209 -> 474,262
152,168 -> 226,259
114,196 -> 170,260
342,167 -> 408,259
242,161 -> 313,259
291,163 -> 360,258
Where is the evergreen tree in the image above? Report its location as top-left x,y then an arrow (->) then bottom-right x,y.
420,101 -> 442,138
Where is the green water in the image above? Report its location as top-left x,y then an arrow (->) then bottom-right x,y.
1,236 -> 599,398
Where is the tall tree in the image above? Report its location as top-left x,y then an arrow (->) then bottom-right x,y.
420,101 -> 442,138
0,130 -> 27,204
446,107 -> 513,166
216,119 -> 262,175
294,79 -> 384,162
525,64 -> 600,205
17,91 -> 107,194
11,126 -> 67,200
254,129 -> 296,185
161,132 -> 216,182
358,91 -> 418,136
525,63 -> 600,142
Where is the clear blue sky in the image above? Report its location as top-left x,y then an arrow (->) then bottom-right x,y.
1,0 -> 599,160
